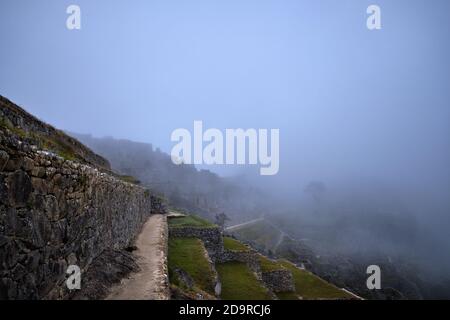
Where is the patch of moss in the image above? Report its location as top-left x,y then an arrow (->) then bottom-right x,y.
216,262 -> 272,300
223,237 -> 250,252
0,116 -> 12,129
168,237 -> 216,295
57,149 -> 76,161
0,115 -> 83,162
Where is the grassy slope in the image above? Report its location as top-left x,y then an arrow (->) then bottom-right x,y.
259,255 -> 285,272
168,215 -> 214,228
231,221 -> 280,250
1,96 -> 110,169
168,215 -> 352,300
168,237 -> 216,294
278,260 -> 353,300
223,237 -> 250,251
216,262 -> 272,300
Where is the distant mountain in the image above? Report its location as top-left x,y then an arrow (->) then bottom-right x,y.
71,133 -> 272,223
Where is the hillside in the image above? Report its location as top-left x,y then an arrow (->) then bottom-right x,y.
229,217 -> 433,300
0,95 -> 356,301
166,212 -> 357,300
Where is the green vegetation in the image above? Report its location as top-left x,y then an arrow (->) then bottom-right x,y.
27,129 -> 78,161
118,175 -> 141,185
168,215 -> 214,228
1,116 -> 80,161
216,262 -> 272,300
259,255 -> 285,272
168,237 -> 216,294
0,116 -> 27,138
276,291 -> 301,300
167,221 -> 353,300
57,149 -> 76,161
223,237 -> 250,252
278,260 -> 353,300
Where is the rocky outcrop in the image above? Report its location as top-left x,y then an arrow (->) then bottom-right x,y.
0,97 -> 166,300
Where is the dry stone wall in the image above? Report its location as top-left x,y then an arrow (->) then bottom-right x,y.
261,269 -> 295,293
0,116 -> 165,299
168,226 -> 223,262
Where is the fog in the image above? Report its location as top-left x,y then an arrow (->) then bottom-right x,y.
1,0 -> 450,298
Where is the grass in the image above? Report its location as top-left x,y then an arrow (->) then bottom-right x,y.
276,291 -> 301,300
168,237 -> 216,294
278,260 -> 353,300
168,215 -> 214,228
216,262 -> 272,300
57,149 -> 76,161
223,237 -> 250,252
1,116 -> 79,161
232,221 -> 281,250
259,255 -> 285,272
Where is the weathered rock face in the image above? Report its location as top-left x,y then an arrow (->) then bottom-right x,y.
0,99 -> 166,300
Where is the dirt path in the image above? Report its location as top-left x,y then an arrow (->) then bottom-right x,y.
106,214 -> 170,300
274,232 -> 285,252
225,218 -> 265,231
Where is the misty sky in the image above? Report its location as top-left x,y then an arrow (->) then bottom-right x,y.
1,0 -> 450,207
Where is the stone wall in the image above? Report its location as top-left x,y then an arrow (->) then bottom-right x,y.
218,248 -> 295,293
261,269 -> 295,293
217,250 -> 260,273
0,122 -> 165,299
168,226 -> 223,262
